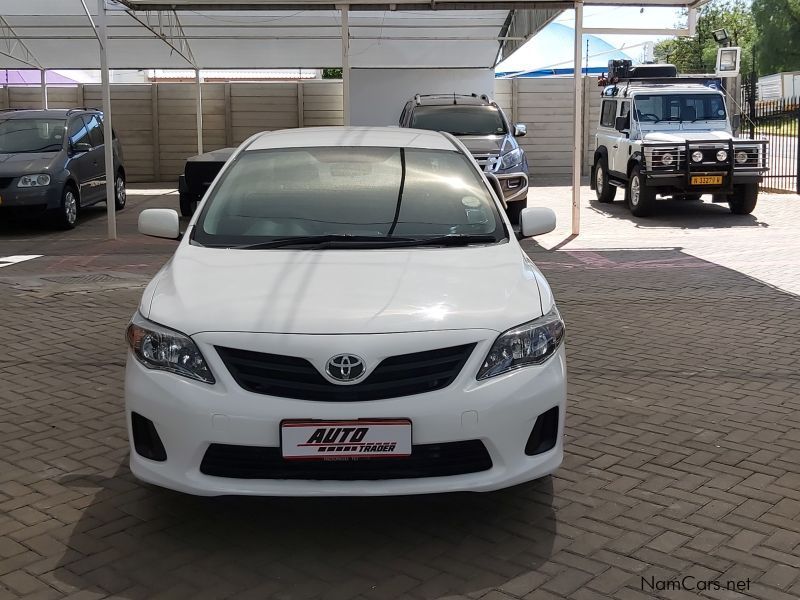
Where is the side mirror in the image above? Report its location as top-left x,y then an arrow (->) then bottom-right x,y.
519,207 -> 556,237
71,141 -> 92,154
514,123 -> 527,137
138,208 -> 180,240
615,116 -> 629,132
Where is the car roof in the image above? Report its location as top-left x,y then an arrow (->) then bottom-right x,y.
246,126 -> 459,152
604,84 -> 724,97
0,108 -> 99,119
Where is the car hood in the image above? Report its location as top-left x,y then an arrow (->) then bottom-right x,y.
642,130 -> 733,143
0,152 -> 57,176
457,135 -> 507,155
144,241 -> 544,335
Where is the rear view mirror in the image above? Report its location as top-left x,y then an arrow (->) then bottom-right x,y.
514,123 -> 527,137
139,208 -> 180,240
71,141 -> 92,154
519,207 -> 556,237
615,116 -> 629,132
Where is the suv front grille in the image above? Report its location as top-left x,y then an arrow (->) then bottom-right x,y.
215,343 -> 476,401
200,440 -> 492,480
472,153 -> 498,171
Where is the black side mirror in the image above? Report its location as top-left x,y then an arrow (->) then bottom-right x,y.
615,116 -> 629,132
71,141 -> 92,154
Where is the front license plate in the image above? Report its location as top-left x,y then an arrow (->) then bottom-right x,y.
281,419 -> 412,460
691,175 -> 723,185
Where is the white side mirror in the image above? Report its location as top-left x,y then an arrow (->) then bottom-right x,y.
519,207 -> 556,237
138,208 -> 180,239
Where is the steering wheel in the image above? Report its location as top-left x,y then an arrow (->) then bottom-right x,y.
638,113 -> 660,122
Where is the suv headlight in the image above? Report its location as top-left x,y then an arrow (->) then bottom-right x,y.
477,305 -> 565,380
126,313 -> 215,383
499,148 -> 523,170
18,174 -> 51,187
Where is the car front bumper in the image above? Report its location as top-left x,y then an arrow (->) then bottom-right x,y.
125,330 -> 566,497
0,184 -> 62,212
495,172 -> 529,205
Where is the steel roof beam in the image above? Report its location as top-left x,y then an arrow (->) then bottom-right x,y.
0,15 -> 43,69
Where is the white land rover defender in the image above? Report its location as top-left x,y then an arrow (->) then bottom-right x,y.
591,61 -> 768,217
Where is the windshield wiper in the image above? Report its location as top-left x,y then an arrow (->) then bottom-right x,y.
396,234 -> 500,247
230,233 -> 499,250
232,234 -> 416,249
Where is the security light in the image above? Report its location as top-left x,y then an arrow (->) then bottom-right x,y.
712,28 -> 730,45
716,46 -> 741,76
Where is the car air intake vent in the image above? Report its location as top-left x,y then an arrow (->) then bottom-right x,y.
200,440 -> 492,480
215,343 -> 476,401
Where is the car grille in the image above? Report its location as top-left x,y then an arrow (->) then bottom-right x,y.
215,343 -> 476,401
0,177 -> 14,189
471,152 -> 498,172
200,440 -> 492,480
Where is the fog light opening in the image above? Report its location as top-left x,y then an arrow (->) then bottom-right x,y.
131,412 -> 167,462
524,406 -> 559,456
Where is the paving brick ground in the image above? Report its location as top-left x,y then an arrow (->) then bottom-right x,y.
0,185 -> 799,599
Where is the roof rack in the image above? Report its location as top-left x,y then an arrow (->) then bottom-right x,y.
66,107 -> 101,115
413,93 -> 495,106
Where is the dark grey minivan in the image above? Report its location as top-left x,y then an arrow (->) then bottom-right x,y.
0,108 -> 126,229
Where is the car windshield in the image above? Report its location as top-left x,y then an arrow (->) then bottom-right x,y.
0,118 -> 66,153
634,94 -> 727,123
193,146 -> 505,248
410,106 -> 507,136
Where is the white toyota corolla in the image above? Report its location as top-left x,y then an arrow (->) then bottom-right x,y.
126,126 -> 566,496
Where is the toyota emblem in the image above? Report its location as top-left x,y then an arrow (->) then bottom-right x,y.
326,354 -> 366,383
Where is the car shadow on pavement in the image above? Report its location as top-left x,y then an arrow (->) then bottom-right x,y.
52,465 -> 557,598
588,197 -> 768,229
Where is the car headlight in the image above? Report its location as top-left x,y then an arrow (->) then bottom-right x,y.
477,305 -> 565,380
735,151 -> 749,164
661,153 -> 674,166
126,312 -> 215,383
18,174 -> 51,187
499,148 -> 523,170
691,151 -> 704,163
716,150 -> 728,162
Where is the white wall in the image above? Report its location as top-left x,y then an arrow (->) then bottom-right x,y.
349,68 -> 495,126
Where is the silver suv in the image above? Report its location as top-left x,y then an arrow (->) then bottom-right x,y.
399,94 -> 529,223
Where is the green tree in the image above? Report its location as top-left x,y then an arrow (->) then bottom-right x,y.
752,0 -> 800,74
322,68 -> 342,79
654,0 -> 755,74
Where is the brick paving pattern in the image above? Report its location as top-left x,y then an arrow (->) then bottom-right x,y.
0,185 -> 799,599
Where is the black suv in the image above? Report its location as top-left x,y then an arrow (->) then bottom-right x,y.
398,94 -> 529,223
0,108 -> 126,229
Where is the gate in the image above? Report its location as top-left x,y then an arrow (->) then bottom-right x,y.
744,76 -> 800,193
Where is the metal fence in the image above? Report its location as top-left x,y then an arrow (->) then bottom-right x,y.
745,84 -> 800,193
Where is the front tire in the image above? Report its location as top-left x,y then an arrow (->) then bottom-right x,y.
594,158 -> 616,203
55,185 -> 79,230
505,196 -> 527,226
729,184 -> 758,215
114,172 -> 126,210
627,165 -> 655,217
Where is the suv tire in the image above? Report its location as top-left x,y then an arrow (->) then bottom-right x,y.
594,157 -> 616,203
505,197 -> 527,225
114,172 -> 126,210
627,165 -> 655,217
55,184 -> 79,230
729,183 -> 758,215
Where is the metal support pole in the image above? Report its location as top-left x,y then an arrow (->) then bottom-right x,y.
40,69 -> 47,109
339,5 -> 350,126
195,69 -> 203,154
97,0 -> 116,240
571,0 -> 584,236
